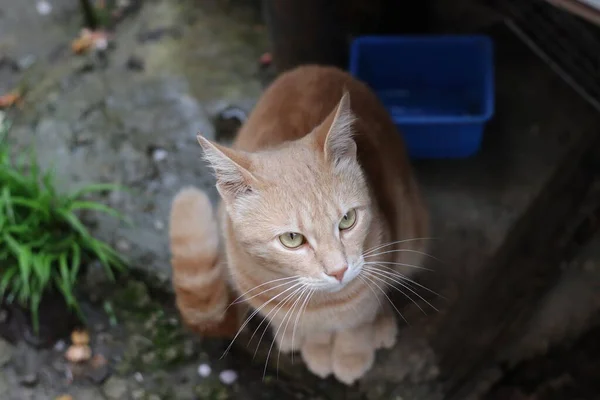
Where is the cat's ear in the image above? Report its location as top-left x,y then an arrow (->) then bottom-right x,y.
317,91 -> 357,166
197,135 -> 258,202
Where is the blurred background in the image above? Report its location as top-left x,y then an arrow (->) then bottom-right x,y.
0,0 -> 599,399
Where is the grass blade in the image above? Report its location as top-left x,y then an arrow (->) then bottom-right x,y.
70,243 -> 81,284
0,121 -> 127,332
69,183 -> 129,201
69,200 -> 126,220
3,234 -> 32,298
0,266 -> 17,297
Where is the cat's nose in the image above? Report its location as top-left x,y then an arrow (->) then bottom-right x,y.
326,266 -> 348,282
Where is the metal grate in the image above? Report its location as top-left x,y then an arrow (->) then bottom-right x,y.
491,0 -> 600,111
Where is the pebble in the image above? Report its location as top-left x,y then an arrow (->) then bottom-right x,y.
36,0 -> 52,15
53,340 -> 67,352
0,338 -> 13,366
17,54 -> 37,70
131,388 -> 145,400
152,148 -> 168,162
197,363 -> 211,377
141,351 -> 156,364
154,220 -> 164,230
19,372 -> 38,387
219,106 -> 248,123
163,346 -> 179,363
86,354 -> 111,384
134,372 -> 144,382
14,342 -> 39,387
95,37 -> 109,51
103,376 -> 129,399
116,239 -> 131,252
219,369 -> 238,385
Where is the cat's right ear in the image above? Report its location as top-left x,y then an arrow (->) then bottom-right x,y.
197,135 -> 258,203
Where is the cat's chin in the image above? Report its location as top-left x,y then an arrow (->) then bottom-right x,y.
322,282 -> 349,294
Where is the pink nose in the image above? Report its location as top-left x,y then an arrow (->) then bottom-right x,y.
327,266 -> 348,282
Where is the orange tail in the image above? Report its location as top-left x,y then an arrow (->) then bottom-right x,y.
169,187 -> 240,338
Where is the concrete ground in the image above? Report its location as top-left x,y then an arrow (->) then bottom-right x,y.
1,0 -> 600,399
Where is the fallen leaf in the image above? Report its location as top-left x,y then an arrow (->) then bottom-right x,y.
0,90 -> 22,109
71,29 -> 110,54
55,395 -> 73,400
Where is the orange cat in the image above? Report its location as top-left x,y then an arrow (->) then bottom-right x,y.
169,65 -> 429,384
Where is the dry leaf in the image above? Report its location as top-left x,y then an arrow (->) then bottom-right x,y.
0,90 -> 22,109
55,395 -> 73,400
71,29 -> 110,54
71,34 -> 94,54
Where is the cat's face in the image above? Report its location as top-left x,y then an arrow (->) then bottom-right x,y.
200,93 -> 372,292
230,142 -> 372,293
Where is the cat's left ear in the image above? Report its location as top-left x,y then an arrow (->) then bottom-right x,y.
316,91 -> 357,166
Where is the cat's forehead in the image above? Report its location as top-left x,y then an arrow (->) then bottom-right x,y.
254,143 -> 329,181
250,144 -> 364,212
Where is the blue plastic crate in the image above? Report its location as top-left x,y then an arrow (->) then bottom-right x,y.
349,35 -> 495,159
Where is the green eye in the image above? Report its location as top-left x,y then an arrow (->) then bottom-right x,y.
279,232 -> 305,249
339,209 -> 357,230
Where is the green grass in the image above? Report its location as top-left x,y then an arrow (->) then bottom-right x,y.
0,115 -> 127,333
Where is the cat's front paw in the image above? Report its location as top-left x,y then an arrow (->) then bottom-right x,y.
332,347 -> 375,385
300,332 -> 333,378
331,324 -> 375,385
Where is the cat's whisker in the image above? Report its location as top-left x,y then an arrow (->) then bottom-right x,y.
360,273 -> 409,326
366,264 -> 446,299
291,288 -> 314,364
364,260 -> 433,271
251,285 -> 305,358
364,267 -> 438,313
275,287 -> 311,376
220,282 -> 303,359
364,248 -> 443,264
357,275 -> 383,309
230,279 -> 299,308
362,237 -> 437,256
263,286 -> 308,379
364,270 -> 426,315
228,276 -> 299,308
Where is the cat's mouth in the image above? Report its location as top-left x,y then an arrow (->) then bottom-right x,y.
321,262 -> 363,293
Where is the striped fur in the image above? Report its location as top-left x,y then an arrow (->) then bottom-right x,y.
169,66 -> 428,384
169,187 -> 240,337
